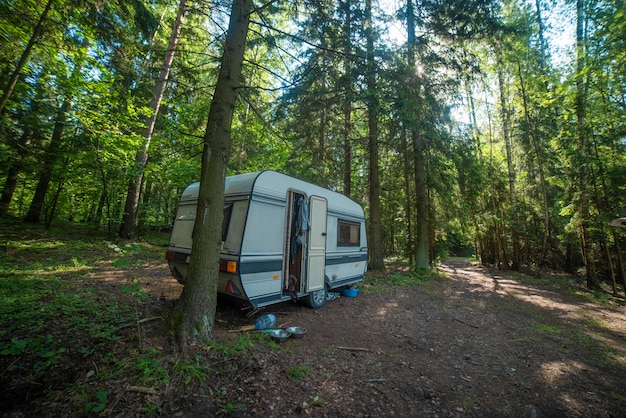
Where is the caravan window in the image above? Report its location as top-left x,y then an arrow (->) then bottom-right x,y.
338,219 -> 360,246
222,204 -> 233,242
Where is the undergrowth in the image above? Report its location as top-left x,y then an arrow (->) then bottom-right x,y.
0,215 -> 271,415
0,219 -> 182,414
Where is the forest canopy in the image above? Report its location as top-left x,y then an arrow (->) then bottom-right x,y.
1,0 -> 625,291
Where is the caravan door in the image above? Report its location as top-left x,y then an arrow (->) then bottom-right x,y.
306,196 -> 328,292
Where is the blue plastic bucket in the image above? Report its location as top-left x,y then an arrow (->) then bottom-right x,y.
341,288 -> 359,298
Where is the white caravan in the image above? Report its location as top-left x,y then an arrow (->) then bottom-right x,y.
165,170 -> 368,309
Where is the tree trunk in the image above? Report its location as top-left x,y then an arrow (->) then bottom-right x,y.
406,0 -> 429,269
343,108 -> 352,197
1,67 -> 49,216
600,236 -> 618,294
534,0 -> 548,75
575,0 -> 599,289
497,67 -> 519,270
319,97 -> 327,186
465,75 -> 482,157
44,156 -> 69,229
93,190 -> 106,225
613,231 -> 626,296
137,179 -> 153,232
93,137 -> 111,228
119,0 -> 187,238
412,129 -> 430,269
234,43 -> 261,173
173,0 -> 251,346
23,41 -> 87,223
0,0 -> 53,115
517,63 -> 551,265
341,0 -> 352,197
402,128 -> 413,266
365,0 -> 384,270
23,99 -> 71,223
0,130 -> 33,216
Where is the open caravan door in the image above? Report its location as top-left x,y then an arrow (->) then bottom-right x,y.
305,196 -> 328,307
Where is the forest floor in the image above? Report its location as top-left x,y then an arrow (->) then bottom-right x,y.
1,225 -> 626,417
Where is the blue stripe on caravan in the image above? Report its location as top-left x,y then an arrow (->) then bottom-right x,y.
238,254 -> 367,274
239,259 -> 283,274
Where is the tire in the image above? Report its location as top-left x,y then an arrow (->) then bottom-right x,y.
305,286 -> 327,309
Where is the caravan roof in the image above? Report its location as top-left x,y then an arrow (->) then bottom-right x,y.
179,170 -> 364,219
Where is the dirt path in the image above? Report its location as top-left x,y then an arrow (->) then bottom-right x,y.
5,257 -> 625,417
158,258 -> 626,417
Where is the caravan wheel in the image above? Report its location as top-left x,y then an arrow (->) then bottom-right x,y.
305,287 -> 327,309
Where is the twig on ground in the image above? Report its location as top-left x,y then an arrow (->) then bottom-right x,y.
336,346 -> 371,352
128,386 -> 158,395
117,316 -> 162,331
228,325 -> 256,332
421,304 -> 431,321
453,317 -> 479,329
371,384 -> 388,398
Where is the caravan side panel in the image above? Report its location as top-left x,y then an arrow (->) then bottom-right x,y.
238,197 -> 285,303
